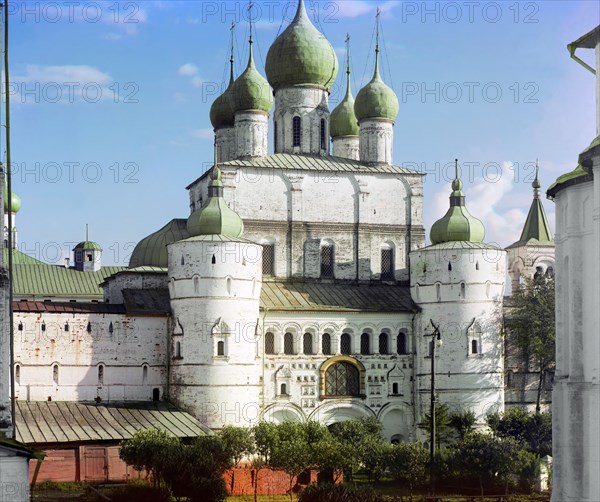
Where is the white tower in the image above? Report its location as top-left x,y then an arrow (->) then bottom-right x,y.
410,161 -> 506,427
549,25 -> 600,502
266,0 -> 338,156
169,152 -> 263,429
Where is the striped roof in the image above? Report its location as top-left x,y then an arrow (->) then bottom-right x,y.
260,281 -> 417,312
187,153 -> 423,188
17,401 -> 211,445
12,263 -> 124,300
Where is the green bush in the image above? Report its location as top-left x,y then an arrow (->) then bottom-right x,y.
298,483 -> 387,502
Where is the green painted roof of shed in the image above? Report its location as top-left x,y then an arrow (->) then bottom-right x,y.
74,241 -> 102,251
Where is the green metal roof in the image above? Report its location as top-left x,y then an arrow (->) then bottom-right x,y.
265,0 -> 338,90
74,241 -> 102,251
16,401 -> 211,445
419,241 -> 503,251
546,163 -> 593,198
12,263 -> 123,300
129,219 -> 189,269
4,248 -> 44,265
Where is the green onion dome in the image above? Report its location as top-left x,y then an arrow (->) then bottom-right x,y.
210,69 -> 235,130
230,37 -> 273,114
265,0 -> 338,91
129,219 -> 189,268
186,164 -> 244,238
354,48 -> 399,122
330,68 -> 359,138
3,182 -> 21,213
430,160 -> 485,245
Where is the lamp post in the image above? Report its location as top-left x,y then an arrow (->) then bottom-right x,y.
428,319 -> 441,494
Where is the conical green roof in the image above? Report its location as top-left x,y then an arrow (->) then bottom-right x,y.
430,160 -> 485,245
186,154 -> 244,238
265,0 -> 338,90
331,46 -> 359,138
230,37 -> 273,114
354,46 -> 398,122
3,180 -> 21,213
509,163 -> 553,247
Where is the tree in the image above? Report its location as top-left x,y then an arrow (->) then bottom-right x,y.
449,409 -> 476,442
486,407 -> 552,457
252,421 -> 280,502
220,425 -> 255,467
505,275 -> 555,413
418,402 -> 453,449
119,429 -> 181,488
387,442 -> 428,501
453,432 -> 527,495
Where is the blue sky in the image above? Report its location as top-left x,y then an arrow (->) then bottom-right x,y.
3,0 -> 599,266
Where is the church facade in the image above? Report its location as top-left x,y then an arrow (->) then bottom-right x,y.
1,0 -> 556,448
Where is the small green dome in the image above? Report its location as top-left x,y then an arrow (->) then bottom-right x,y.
74,241 -> 102,251
230,39 -> 273,114
265,0 -> 338,90
330,72 -> 359,138
354,50 -> 399,122
186,165 -> 244,238
430,160 -> 485,245
3,182 -> 21,213
210,54 -> 236,129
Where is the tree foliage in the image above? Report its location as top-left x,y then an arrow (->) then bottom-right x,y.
487,407 -> 552,457
418,402 -> 453,448
388,442 -> 429,500
505,275 -> 555,413
219,425 -> 255,467
449,409 -> 477,442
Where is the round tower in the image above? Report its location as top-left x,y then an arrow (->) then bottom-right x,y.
230,33 -> 273,159
410,161 -> 506,428
266,0 -> 338,155
330,35 -> 359,160
210,24 -> 237,163
169,151 -> 263,429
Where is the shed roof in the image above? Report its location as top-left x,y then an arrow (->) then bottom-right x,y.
16,401 -> 210,445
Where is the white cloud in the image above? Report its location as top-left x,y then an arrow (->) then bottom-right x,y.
333,1 -> 400,18
16,64 -> 112,85
191,128 -> 214,140
178,63 -> 199,77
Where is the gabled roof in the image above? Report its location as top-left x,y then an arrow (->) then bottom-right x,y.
187,153 -> 423,188
260,280 -> 417,312
16,401 -> 211,445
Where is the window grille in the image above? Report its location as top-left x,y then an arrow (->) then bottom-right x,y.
379,333 -> 389,354
322,333 -> 332,355
361,333 -> 370,355
397,331 -> 407,354
320,119 -> 326,150
293,116 -> 301,147
381,248 -> 394,280
321,244 -> 334,278
340,333 -> 351,354
303,333 -> 313,355
263,244 -> 275,276
325,362 -> 359,396
284,332 -> 295,355
265,332 -> 275,354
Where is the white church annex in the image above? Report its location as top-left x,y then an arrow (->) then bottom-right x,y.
1,0 -> 558,453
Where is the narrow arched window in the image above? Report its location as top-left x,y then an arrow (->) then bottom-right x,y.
381,247 -> 394,280
361,333 -> 370,355
340,333 -> 351,355
471,339 -> 478,354
217,341 -> 225,356
194,276 -> 200,294
292,116 -> 301,147
280,383 -> 287,395
284,332 -> 295,355
546,266 -> 554,277
303,333 -> 313,355
15,364 -> 20,385
321,243 -> 334,278
265,332 -> 275,354
153,388 -> 160,401
379,333 -> 389,354
262,244 -> 275,276
98,365 -> 104,384
142,364 -> 148,384
436,283 -> 441,302
460,282 -> 466,299
397,331 -> 407,355
175,341 -> 181,358
320,118 -> 326,150
392,382 -> 399,394
322,333 -> 332,355
52,364 -> 59,385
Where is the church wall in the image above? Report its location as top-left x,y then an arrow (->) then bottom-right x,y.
103,273 -> 168,304
13,312 -> 167,402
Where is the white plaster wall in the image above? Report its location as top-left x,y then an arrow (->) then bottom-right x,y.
216,127 -> 236,163
273,87 -> 330,155
235,112 -> 269,158
410,245 -> 506,427
551,167 -> 600,502
359,120 -> 394,165
507,244 -> 555,291
13,312 -> 167,402
332,136 -> 359,160
103,272 -> 168,304
260,311 -> 415,441
0,455 -> 30,502
168,239 -> 263,429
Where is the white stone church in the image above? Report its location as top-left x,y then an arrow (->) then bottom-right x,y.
1,0 -> 557,454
